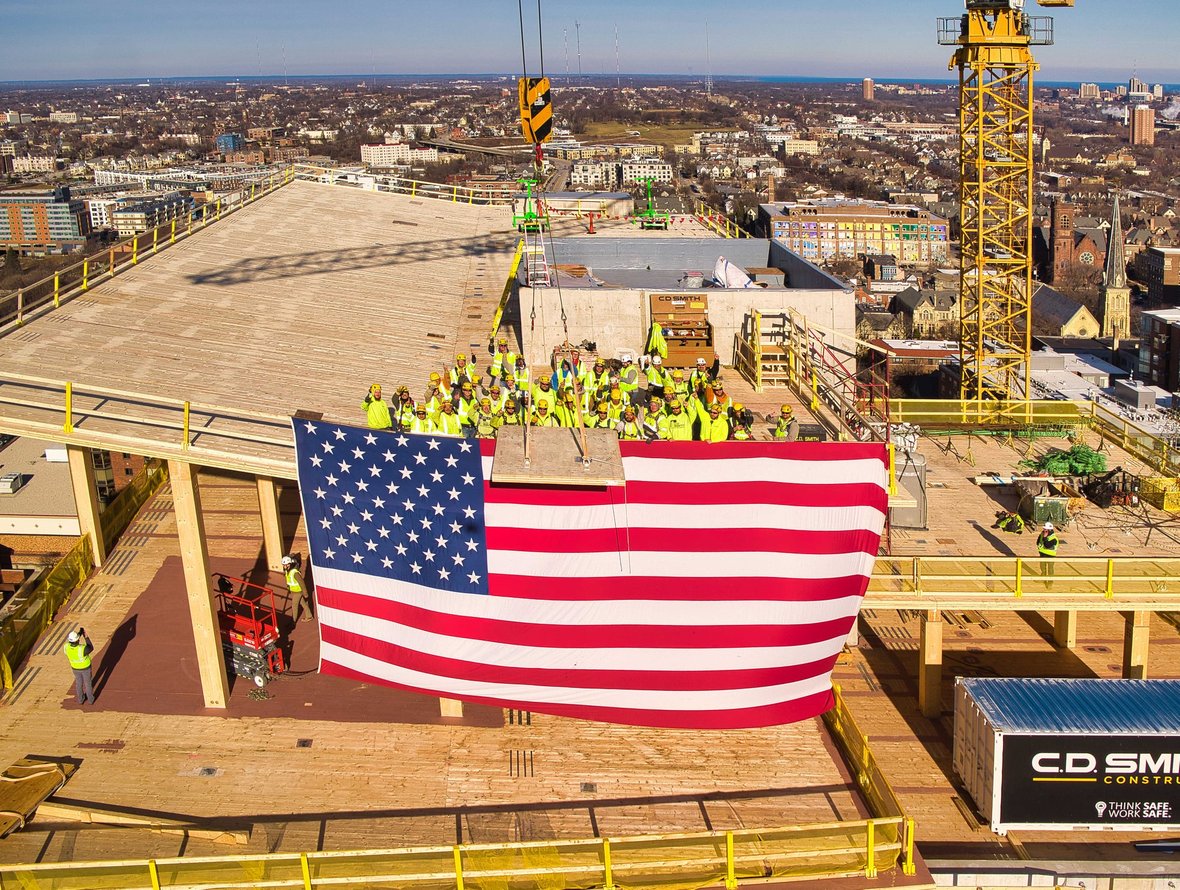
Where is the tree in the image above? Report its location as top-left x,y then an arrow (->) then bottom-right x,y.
2,248 -> 19,277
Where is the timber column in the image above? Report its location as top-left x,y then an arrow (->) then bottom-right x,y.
1122,611 -> 1151,680
256,476 -> 284,572
919,610 -> 943,718
67,445 -> 107,568
1053,611 -> 1077,649
170,460 -> 230,708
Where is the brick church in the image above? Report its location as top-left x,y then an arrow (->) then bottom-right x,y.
1033,199 -> 1106,284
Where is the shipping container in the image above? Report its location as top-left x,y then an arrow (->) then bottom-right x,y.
953,677 -> 1180,834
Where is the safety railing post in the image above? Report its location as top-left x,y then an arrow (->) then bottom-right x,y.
453,845 -> 465,890
132,235 -> 139,265
903,817 -> 917,876
182,401 -> 191,449
216,199 -> 223,220
108,247 -> 116,277
81,259 -> 89,291
53,272 -> 60,307
147,859 -> 161,890
170,219 -> 177,244
888,443 -> 898,497
602,838 -> 615,890
300,852 -> 312,889
0,651 -> 12,691
913,558 -> 920,594
411,180 -> 418,197
1014,558 -> 1023,598
1105,558 -> 1115,599
865,819 -> 877,878
63,381 -> 74,434
725,830 -> 738,890
152,227 -> 159,254
15,289 -> 22,325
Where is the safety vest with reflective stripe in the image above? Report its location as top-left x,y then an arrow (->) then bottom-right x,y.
362,396 -> 392,430
284,566 -> 302,593
1037,532 -> 1059,557
64,640 -> 91,670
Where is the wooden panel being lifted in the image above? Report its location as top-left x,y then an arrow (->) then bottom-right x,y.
491,426 -> 624,487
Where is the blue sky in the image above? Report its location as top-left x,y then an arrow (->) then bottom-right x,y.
1,0 -> 1177,83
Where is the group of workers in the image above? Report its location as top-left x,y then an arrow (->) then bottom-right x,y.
360,338 -> 803,443
992,511 -> 1061,561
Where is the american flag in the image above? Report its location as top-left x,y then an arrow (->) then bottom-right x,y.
291,419 -> 888,729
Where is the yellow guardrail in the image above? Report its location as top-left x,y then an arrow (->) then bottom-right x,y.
693,199 -> 747,238
0,536 -> 92,692
0,372 -> 295,479
869,555 -> 1180,609
0,168 -> 294,332
823,684 -> 917,877
0,817 -> 909,890
0,460 -> 170,691
889,398 -> 1087,428
291,164 -> 515,206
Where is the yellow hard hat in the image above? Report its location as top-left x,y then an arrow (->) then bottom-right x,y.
471,373 -> 481,383
596,402 -> 609,412
429,372 -> 441,383
610,388 -> 621,397
480,397 -> 491,407
498,337 -> 507,344
672,370 -> 684,379
671,399 -> 683,409
733,402 -> 744,412
456,353 -> 467,361
781,404 -> 793,414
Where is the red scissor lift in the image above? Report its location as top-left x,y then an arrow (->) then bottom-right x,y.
212,573 -> 286,688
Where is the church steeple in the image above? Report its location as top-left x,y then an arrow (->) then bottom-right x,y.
1104,194 -> 1127,290
1101,194 -> 1131,340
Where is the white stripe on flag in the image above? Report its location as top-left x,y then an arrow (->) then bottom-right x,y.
485,501 -> 885,532
321,640 -> 836,711
485,549 -> 877,580
621,455 -> 888,486
316,566 -> 864,626
319,605 -> 850,672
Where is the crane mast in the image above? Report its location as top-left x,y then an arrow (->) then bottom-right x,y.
939,0 -> 1072,403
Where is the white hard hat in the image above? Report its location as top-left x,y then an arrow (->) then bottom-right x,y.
282,555 -> 295,566
651,356 -> 662,365
1043,522 -> 1054,531
67,631 -> 79,643
621,353 -> 633,362
696,357 -> 706,365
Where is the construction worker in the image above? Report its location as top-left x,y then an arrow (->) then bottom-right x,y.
696,400 -> 731,443
585,358 -> 610,394
1037,522 -> 1059,579
455,379 -> 479,426
434,400 -> 463,437
994,511 -> 1025,534
500,398 -> 523,425
486,382 -> 508,414
645,355 -> 668,400
617,405 -> 642,440
63,628 -> 95,705
731,403 -> 753,440
283,555 -> 313,623
587,402 -> 614,429
531,375 -> 558,414
659,399 -> 694,441
361,384 -> 393,431
424,372 -> 447,414
775,404 -> 800,441
449,354 -> 474,388
471,398 -> 499,438
617,354 -> 639,404
642,397 -> 664,441
554,357 -> 579,394
408,404 -> 435,434
605,387 -> 627,422
531,402 -> 558,427
703,378 -> 732,412
489,337 -> 517,381
394,386 -> 416,430
554,391 -> 580,427
670,369 -> 690,403
689,357 -> 713,397
511,356 -> 531,394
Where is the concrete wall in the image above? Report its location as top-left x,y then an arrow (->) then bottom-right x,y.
545,237 -> 773,273
520,285 -> 855,368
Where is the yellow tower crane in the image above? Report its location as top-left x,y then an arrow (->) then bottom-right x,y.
939,0 -> 1074,404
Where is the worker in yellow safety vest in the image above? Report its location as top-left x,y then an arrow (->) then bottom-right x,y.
658,400 -> 694,441
731,403 -> 753,440
531,402 -> 559,427
617,406 -> 642,440
774,404 -> 799,441
689,357 -> 714,398
434,400 -> 463,437
471,398 -> 499,438
703,378 -> 732,412
361,383 -> 393,431
63,628 -> 95,704
584,358 -> 610,394
645,355 -> 669,400
486,383 -> 509,414
408,404 -> 436,434
424,372 -> 447,414
500,398 -> 523,425
617,354 -> 639,403
394,386 -> 416,430
586,402 -> 614,429
489,337 -> 517,382
696,399 -> 731,443
449,354 -> 474,388
511,356 -> 531,394
670,369 -> 690,403
283,554 -> 313,623
455,380 -> 479,426
530,375 -> 558,414
641,397 -> 664,441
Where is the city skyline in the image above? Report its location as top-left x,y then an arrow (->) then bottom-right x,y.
1,0 -> 1178,84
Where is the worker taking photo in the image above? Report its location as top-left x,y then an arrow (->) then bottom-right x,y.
283,555 -> 314,623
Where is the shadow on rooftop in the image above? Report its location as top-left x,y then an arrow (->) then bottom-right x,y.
187,233 -> 519,288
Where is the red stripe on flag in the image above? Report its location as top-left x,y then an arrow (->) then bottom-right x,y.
485,480 -> 887,510
485,526 -> 882,556
318,586 -> 856,649
321,625 -> 840,692
322,660 -> 838,730
486,573 -> 871,601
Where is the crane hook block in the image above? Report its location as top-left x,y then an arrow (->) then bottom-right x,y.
518,76 -> 553,145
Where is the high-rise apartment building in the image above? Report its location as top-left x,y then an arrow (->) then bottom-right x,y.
862,78 -> 875,101
758,199 -> 950,264
1130,105 -> 1155,146
360,143 -> 440,167
1142,247 -> 1180,307
1153,84 -> 1165,100
215,132 -> 245,153
0,187 -> 90,254
1129,76 -> 1148,95
1078,82 -> 1100,100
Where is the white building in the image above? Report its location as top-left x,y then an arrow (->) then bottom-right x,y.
49,111 -> 78,124
619,159 -> 673,185
111,192 -> 193,238
360,143 -> 439,168
570,161 -> 617,189
13,155 -> 59,174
